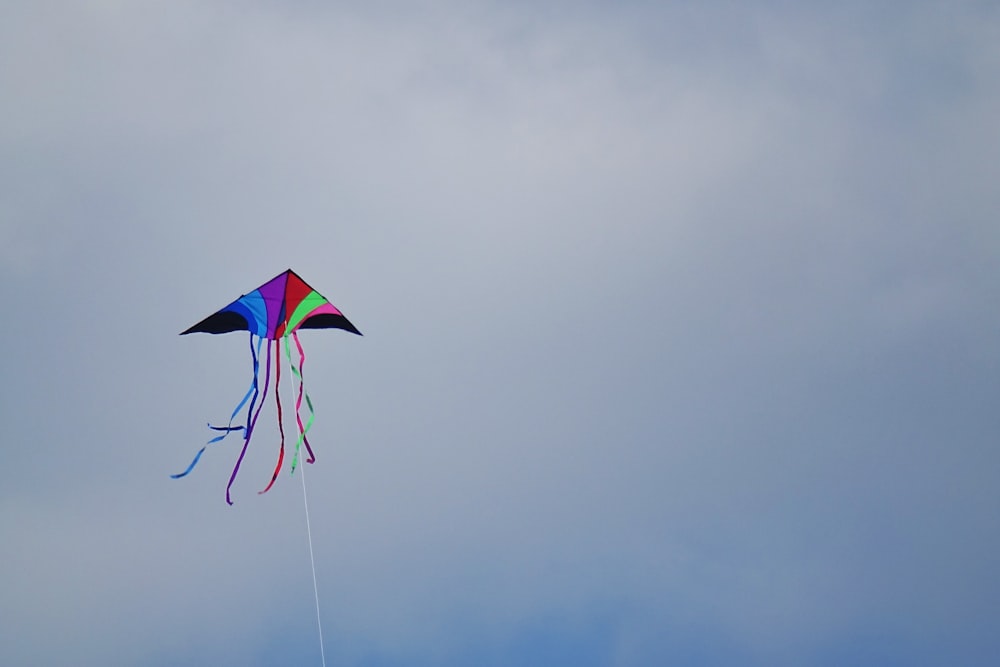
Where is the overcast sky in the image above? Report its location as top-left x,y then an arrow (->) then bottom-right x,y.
2,1 -> 999,665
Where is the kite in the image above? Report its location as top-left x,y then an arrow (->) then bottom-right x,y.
172,269 -> 361,504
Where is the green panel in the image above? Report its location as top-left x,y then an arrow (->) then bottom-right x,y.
286,291 -> 328,332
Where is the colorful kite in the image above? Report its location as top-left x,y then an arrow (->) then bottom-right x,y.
173,269 -> 361,504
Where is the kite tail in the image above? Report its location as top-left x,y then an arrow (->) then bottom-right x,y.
288,331 -> 317,474
170,446 -> 207,479
171,332 -> 262,479
226,337 -> 272,505
259,339 -> 286,495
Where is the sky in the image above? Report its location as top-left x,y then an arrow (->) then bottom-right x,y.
1,1 -> 999,665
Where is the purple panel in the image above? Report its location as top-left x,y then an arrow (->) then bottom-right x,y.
256,271 -> 290,339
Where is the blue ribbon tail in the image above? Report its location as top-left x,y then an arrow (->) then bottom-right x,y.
206,424 -> 246,443
172,333 -> 263,483
171,446 -> 207,479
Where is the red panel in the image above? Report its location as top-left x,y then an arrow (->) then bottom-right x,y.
277,270 -> 321,337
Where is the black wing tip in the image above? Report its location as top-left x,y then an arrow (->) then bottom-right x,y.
298,312 -> 363,336
180,311 -> 250,336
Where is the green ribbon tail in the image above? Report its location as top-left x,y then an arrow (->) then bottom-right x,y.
287,332 -> 318,474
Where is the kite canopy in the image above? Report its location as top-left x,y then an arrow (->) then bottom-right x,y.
181,269 -> 362,339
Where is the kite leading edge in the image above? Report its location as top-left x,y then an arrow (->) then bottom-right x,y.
172,269 -> 361,504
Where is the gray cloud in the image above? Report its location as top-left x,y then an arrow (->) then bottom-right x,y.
2,1 -> 998,665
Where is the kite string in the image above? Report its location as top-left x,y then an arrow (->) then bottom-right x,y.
301,460 -> 327,667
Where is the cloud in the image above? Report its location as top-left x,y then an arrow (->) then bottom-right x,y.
1,1 -> 999,665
